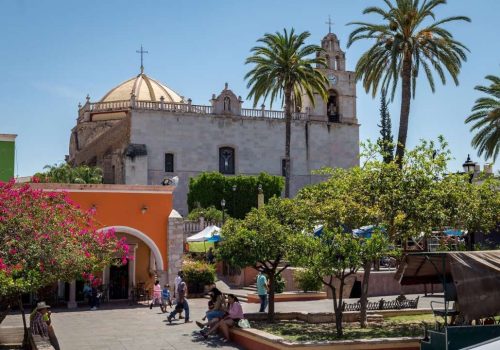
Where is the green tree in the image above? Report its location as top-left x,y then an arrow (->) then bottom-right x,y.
378,90 -> 394,163
218,198 -> 303,321
465,74 -> 500,162
294,228 -> 363,337
245,28 -> 328,197
348,0 -> 470,164
34,163 -> 103,184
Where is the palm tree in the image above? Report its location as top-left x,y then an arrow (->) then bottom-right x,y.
465,74 -> 500,162
347,0 -> 470,164
245,29 -> 328,197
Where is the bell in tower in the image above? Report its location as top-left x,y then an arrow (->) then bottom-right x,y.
301,22 -> 357,124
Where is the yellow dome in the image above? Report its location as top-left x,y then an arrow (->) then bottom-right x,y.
100,73 -> 184,103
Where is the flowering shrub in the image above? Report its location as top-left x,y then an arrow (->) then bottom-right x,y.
182,258 -> 216,294
0,180 -> 129,297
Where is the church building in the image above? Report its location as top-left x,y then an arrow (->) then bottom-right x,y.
68,31 -> 359,215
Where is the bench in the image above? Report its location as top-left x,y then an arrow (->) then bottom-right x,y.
342,296 -> 419,312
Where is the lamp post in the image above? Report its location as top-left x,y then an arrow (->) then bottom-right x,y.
221,198 -> 226,224
232,185 -> 237,217
462,154 -> 476,179
462,155 -> 476,250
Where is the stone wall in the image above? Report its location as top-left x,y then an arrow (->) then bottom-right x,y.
130,110 -> 359,214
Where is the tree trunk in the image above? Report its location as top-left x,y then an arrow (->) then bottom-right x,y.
267,271 -> 276,322
395,53 -> 412,167
284,88 -> 292,198
18,295 -> 28,347
359,260 -> 372,328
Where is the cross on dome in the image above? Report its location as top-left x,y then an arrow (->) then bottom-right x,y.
136,45 -> 149,73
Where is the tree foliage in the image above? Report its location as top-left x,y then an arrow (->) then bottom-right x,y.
292,228 -> 363,337
465,74 -> 500,162
0,180 -> 129,298
348,0 -> 470,162
187,172 -> 283,219
218,198 -> 303,321
33,163 -> 103,184
378,90 -> 394,163
295,137 -> 499,333
245,28 -> 329,197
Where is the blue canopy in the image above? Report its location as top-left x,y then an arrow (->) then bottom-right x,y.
352,225 -> 385,239
207,235 -> 221,243
443,229 -> 463,237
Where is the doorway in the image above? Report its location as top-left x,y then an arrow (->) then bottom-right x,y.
109,263 -> 129,299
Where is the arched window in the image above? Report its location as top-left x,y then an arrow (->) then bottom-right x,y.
325,55 -> 330,69
327,90 -> 340,123
223,96 -> 231,112
335,56 -> 341,70
219,147 -> 235,174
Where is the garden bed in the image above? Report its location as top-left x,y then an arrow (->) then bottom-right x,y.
251,314 -> 432,342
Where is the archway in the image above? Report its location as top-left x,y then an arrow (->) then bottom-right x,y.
98,226 -> 164,270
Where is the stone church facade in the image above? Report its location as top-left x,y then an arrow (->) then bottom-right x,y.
68,31 -> 359,215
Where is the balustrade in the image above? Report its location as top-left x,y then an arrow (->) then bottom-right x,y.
80,99 -> 308,121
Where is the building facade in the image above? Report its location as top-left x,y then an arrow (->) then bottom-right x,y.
68,31 -> 359,214
0,134 -> 16,182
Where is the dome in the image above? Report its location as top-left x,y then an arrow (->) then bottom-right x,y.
100,73 -> 184,103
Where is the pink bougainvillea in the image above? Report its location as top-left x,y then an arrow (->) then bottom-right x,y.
0,180 -> 130,296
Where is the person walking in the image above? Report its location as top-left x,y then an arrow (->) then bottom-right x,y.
150,280 -> 162,309
167,271 -> 191,323
256,271 -> 268,312
174,270 -> 183,319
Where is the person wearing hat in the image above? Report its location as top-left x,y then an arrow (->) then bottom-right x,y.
30,301 -> 60,350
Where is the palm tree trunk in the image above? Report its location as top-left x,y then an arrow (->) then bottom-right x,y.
284,88 -> 292,198
395,53 -> 412,167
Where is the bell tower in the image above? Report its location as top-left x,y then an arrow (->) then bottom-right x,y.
302,28 -> 357,124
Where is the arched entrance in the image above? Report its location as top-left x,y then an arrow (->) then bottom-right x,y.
98,226 -> 165,299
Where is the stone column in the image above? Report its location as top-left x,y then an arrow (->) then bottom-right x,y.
168,209 -> 184,288
67,280 -> 77,309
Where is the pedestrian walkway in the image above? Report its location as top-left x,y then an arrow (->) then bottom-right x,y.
1,293 -> 440,349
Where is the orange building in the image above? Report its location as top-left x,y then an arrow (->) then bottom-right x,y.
29,183 -> 184,307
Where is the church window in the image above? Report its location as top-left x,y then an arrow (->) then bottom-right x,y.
335,56 -> 341,70
223,96 -> 231,112
165,153 -> 174,172
325,55 -> 330,69
327,91 -> 340,123
219,147 -> 235,174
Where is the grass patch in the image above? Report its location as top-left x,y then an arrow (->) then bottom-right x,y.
252,318 -> 428,342
386,313 -> 435,323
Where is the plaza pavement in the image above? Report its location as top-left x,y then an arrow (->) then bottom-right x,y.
2,293 -> 442,350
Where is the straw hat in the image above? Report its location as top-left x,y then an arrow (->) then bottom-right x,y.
36,301 -> 51,310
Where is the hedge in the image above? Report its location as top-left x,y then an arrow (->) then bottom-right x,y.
294,268 -> 322,292
187,172 -> 284,219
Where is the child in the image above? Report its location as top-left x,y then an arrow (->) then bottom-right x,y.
161,284 -> 172,313
150,280 -> 162,310
201,296 -> 215,321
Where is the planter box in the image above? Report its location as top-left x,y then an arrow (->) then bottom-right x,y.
247,292 -> 327,303
230,327 -> 420,350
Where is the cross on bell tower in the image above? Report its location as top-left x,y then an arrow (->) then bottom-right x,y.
326,15 -> 334,34
136,45 -> 148,73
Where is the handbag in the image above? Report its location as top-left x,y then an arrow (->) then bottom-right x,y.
237,319 -> 251,329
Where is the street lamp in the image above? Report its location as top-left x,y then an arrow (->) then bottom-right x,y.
462,155 -> 476,250
221,198 -> 226,224
462,154 -> 476,174
232,185 -> 237,217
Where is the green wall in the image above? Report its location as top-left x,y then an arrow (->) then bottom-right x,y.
0,140 -> 15,182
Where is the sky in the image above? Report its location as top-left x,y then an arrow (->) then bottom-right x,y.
0,0 -> 499,177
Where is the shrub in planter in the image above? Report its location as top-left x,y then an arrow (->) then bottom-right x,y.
182,259 -> 216,295
273,273 -> 286,294
294,268 -> 322,292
